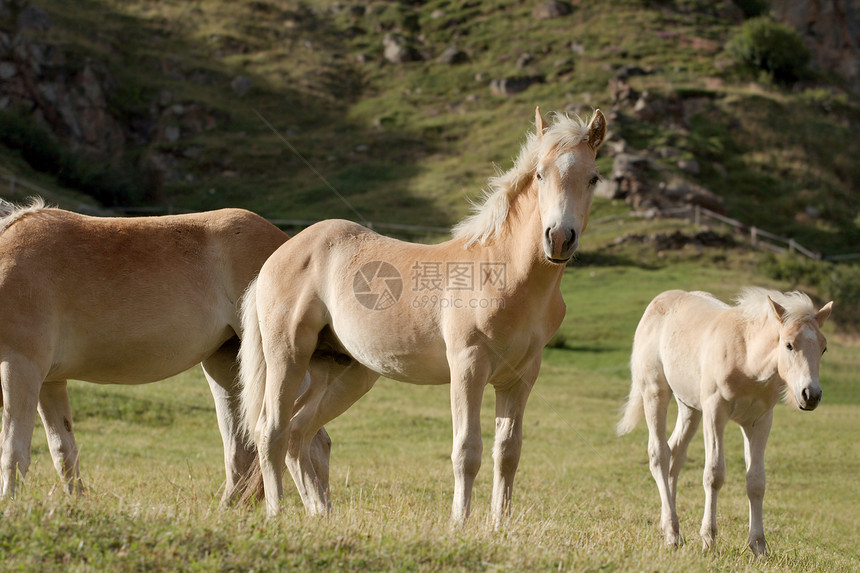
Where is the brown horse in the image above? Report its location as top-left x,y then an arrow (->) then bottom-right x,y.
0,198 -> 329,501
239,107 -> 606,523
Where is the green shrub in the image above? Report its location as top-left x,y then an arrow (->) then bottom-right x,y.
822,264 -> 860,329
0,110 -> 62,173
726,17 -> 810,83
759,252 -> 828,288
57,154 -> 143,207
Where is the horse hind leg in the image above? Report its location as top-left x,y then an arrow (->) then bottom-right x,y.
37,380 -> 83,495
640,372 -> 678,547
201,337 -> 258,506
0,354 -> 43,497
285,356 -> 377,516
667,398 -> 701,508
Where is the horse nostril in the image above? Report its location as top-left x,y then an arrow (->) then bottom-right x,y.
802,387 -> 822,406
545,227 -> 552,243
565,229 -> 576,251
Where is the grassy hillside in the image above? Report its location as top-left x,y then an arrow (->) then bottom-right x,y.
2,0 -> 858,256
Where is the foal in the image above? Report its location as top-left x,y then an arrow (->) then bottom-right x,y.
619,288 -> 833,555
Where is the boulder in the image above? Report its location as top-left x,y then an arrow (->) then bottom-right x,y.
532,1 -> 573,20
489,75 -> 544,96
383,33 -> 421,63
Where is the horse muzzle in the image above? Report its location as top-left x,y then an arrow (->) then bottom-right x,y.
797,385 -> 822,411
544,225 -> 577,263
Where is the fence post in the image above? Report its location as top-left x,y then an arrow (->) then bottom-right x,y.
750,226 -> 757,247
788,238 -> 796,254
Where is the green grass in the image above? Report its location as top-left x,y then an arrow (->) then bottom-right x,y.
4,258 -> 857,572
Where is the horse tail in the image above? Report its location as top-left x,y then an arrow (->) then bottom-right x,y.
238,277 -> 266,447
616,380 -> 644,436
617,337 -> 646,436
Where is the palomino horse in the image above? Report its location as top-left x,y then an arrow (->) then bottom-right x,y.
0,199 -> 329,501
618,288 -> 833,556
239,107 -> 607,522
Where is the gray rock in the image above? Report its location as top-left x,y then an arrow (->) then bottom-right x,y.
231,75 -> 252,96
489,75 -> 544,96
677,158 -> 700,175
0,61 -> 16,80
516,53 -> 533,69
532,1 -> 572,20
660,176 -> 723,212
383,34 -> 421,64
437,46 -> 468,65
164,125 -> 180,142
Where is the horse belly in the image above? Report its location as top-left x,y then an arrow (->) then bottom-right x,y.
659,328 -> 705,410
51,312 -> 233,384
332,322 -> 450,385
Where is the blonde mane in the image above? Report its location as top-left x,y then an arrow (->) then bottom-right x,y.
734,286 -> 816,326
0,196 -> 47,234
452,112 -> 591,246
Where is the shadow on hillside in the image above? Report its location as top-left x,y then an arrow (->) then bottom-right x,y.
37,0 -> 451,231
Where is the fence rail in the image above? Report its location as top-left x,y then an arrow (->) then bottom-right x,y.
2,171 -> 858,260
659,205 -> 858,262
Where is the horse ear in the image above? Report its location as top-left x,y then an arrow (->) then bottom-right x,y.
815,301 -> 834,327
586,109 -> 607,151
535,106 -> 549,139
768,296 -> 787,324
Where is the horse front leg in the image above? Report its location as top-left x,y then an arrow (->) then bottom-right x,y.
37,380 -> 83,495
0,354 -> 42,497
490,359 -> 538,529
700,398 -> 729,552
448,347 -> 489,523
741,409 -> 773,557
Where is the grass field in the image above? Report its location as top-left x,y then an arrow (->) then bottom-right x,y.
3,253 -> 857,572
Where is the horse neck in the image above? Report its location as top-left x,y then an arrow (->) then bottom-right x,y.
739,314 -> 780,380
486,181 -> 565,292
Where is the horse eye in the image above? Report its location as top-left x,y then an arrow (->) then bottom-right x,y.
785,342 -> 794,351
536,172 -> 543,182
589,175 -> 600,186
823,346 -> 828,354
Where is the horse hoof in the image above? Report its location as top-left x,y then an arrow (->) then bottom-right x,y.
664,532 -> 680,548
749,538 -> 767,557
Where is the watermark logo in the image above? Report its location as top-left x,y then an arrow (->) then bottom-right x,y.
354,260 -> 507,311
353,261 -> 403,310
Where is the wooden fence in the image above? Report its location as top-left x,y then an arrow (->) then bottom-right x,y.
663,205 -> 860,262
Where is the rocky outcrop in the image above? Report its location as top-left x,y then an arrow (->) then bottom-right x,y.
770,0 -> 860,92
0,2 -> 126,158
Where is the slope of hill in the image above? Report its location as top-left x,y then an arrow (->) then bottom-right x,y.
1,0 -> 858,256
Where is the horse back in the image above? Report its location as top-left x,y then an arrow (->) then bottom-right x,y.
0,206 -> 288,382
632,290 -> 733,405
